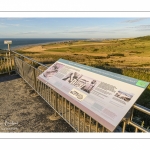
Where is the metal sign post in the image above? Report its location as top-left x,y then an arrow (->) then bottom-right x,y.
4,40 -> 12,74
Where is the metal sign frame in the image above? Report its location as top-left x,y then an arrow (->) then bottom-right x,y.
38,58 -> 149,131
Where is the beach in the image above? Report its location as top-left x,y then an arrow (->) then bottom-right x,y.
0,38 -> 83,51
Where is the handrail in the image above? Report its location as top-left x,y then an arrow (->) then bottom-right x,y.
133,103 -> 150,115
11,50 -> 48,68
129,121 -> 149,133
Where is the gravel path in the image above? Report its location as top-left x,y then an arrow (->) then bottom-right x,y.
0,74 -> 75,132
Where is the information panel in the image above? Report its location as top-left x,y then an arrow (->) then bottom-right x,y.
4,40 -> 12,44
38,58 -> 149,131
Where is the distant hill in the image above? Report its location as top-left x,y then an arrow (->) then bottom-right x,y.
135,35 -> 150,40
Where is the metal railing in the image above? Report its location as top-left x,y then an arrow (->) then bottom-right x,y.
0,49 -> 150,132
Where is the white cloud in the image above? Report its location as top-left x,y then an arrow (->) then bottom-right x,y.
0,22 -> 20,27
122,18 -> 147,23
126,24 -> 150,31
18,31 -> 38,34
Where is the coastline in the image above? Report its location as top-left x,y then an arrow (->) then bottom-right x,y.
11,39 -> 89,53
11,40 -> 70,51
0,38 -> 86,51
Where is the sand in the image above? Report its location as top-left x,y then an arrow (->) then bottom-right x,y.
0,74 -> 75,132
18,42 -> 111,53
20,45 -> 46,52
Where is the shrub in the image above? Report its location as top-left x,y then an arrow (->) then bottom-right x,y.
107,53 -> 125,57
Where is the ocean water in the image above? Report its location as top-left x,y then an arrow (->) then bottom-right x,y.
0,38 -> 84,50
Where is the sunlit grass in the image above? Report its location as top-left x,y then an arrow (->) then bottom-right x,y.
15,36 -> 150,108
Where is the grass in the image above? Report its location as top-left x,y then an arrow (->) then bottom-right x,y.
16,36 -> 150,68
15,35 -> 150,108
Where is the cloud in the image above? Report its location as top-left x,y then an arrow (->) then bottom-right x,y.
16,31 -> 38,35
136,28 -> 150,31
48,26 -> 108,34
127,24 -> 150,30
0,18 -> 23,21
0,24 -> 6,28
136,25 -> 150,28
49,30 -> 99,34
135,25 -> 150,31
10,24 -> 20,27
125,24 -> 150,33
111,28 -> 128,32
0,22 -> 20,27
62,30 -> 99,33
49,30 -> 116,35
122,18 -> 147,23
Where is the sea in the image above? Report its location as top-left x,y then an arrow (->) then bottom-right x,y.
0,38 -> 86,50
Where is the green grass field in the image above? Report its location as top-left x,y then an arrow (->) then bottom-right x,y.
16,36 -> 150,108
16,36 -> 150,68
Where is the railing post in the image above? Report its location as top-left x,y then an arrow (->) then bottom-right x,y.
6,52 -> 10,75
130,107 -> 134,122
33,67 -> 37,91
54,92 -> 58,117
135,127 -> 138,132
101,126 -> 105,132
13,55 -> 18,75
49,92 -> 61,121
21,59 -> 24,77
122,121 -> 126,132
121,108 -> 133,132
8,44 -> 13,74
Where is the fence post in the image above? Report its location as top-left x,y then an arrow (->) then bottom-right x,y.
8,44 -> 13,74
6,52 -> 10,75
22,60 -> 24,77
33,67 -> 37,91
49,92 -> 61,121
54,92 -> 59,117
12,53 -> 18,75
122,121 -> 126,132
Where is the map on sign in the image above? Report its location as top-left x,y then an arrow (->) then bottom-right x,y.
37,58 -> 149,131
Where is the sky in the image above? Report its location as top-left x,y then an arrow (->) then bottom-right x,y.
0,18 -> 150,39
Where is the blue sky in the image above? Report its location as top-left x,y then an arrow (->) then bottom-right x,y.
0,18 -> 150,38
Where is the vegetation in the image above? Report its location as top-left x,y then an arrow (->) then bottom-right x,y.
15,36 -> 150,68
15,36 -> 150,110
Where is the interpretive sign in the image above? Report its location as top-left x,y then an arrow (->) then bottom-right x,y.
38,58 -> 149,131
4,40 -> 12,44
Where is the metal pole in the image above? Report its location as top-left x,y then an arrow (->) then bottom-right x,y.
78,109 -> 80,132
7,44 -> 10,74
8,43 -> 13,74
33,68 -> 37,91
95,121 -> 98,132
8,44 -> 10,57
122,121 -> 126,132
83,112 -> 85,132
6,52 -> 10,74
89,116 -> 91,132
54,93 -> 58,117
